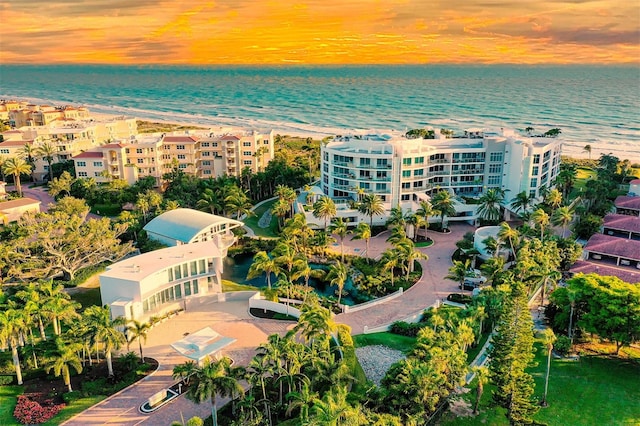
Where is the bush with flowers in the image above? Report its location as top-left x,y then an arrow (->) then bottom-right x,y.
13,395 -> 65,425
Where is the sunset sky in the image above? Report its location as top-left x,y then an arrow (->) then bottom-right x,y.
1,0 -> 638,64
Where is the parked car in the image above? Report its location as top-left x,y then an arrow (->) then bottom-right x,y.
460,269 -> 487,290
447,293 -> 473,304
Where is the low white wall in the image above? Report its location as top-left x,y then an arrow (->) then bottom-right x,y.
249,292 -> 302,318
342,288 -> 403,313
363,299 -> 441,334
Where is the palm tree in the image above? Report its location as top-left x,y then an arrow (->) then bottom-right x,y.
545,188 -> 563,209
541,329 -> 557,407
431,189 -> 456,229
497,222 -> 519,258
247,251 -> 280,290
272,242 -> 303,281
41,281 -> 80,336
328,218 -> 349,262
0,306 -> 27,384
275,184 -> 297,218
18,143 -> 36,182
15,282 -> 49,340
44,337 -> 83,392
380,249 -> 401,286
555,164 -> 577,199
351,222 -> 371,258
358,193 -> 384,227
477,188 -> 505,223
313,196 -> 337,229
2,156 -> 31,197
196,188 -> 223,214
327,261 -> 348,305
583,144 -> 592,160
180,356 -> 243,426
126,320 -> 151,363
472,366 -> 489,414
307,386 -> 356,425
36,142 -> 57,182
172,360 -> 198,385
552,206 -> 573,238
531,208 -> 551,240
272,198 -> 290,229
510,191 -> 534,218
84,305 -> 126,377
416,200 -> 436,242
385,206 -> 406,229
446,259 -> 472,289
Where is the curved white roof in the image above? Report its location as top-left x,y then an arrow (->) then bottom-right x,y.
143,208 -> 242,244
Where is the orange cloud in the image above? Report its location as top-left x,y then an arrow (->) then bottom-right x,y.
0,0 -> 638,64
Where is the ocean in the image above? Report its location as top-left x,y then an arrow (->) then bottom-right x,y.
1,65 -> 638,162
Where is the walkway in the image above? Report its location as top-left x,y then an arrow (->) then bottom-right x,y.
335,223 -> 474,334
62,298 -> 291,426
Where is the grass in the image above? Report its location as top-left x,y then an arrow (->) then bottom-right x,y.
440,340 -> 640,426
466,332 -> 490,363
0,386 -> 23,426
244,199 -> 279,238
70,287 -> 102,310
221,279 -> 260,292
41,396 -> 106,426
353,332 -> 417,354
415,239 -> 434,248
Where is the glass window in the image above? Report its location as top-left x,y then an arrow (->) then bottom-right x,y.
403,158 -> 412,165
168,268 -> 174,282
402,170 -> 411,177
415,156 -> 424,164
193,280 -> 199,294
182,264 -> 188,277
191,261 -> 198,276
184,281 -> 191,296
199,259 -> 206,273
174,266 -> 182,280
174,284 -> 182,299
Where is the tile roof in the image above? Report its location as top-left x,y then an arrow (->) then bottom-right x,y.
163,136 -> 199,143
603,214 -> 640,234
73,151 -> 104,159
0,140 -> 31,147
630,179 -> 640,185
101,143 -> 126,149
615,195 -> 640,211
0,197 -> 41,210
570,260 -> 640,285
584,233 -> 640,261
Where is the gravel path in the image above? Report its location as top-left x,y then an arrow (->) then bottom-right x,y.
355,345 -> 406,386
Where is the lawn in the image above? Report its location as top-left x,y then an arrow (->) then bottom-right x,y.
42,396 -> 106,426
244,199 -> 279,238
69,287 -> 102,310
440,340 -> 640,426
0,386 -> 23,426
352,332 -> 417,354
222,279 -> 260,292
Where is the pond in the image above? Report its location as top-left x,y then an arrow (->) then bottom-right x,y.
222,254 -> 361,306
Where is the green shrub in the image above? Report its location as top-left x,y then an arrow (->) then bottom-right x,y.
0,375 -> 14,385
186,416 -> 205,426
554,335 -> 572,356
82,378 -> 107,397
62,391 -> 82,403
390,321 -> 426,337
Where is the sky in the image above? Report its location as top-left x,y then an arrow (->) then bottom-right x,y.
1,0 -> 639,64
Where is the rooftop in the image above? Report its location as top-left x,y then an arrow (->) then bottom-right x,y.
171,327 -> 236,362
584,233 -> 640,261
570,260 -> 640,285
143,208 -> 243,244
603,213 -> 640,234
163,135 -> 199,143
615,195 -> 640,211
101,241 -> 222,281
0,197 -> 41,210
73,151 -> 104,159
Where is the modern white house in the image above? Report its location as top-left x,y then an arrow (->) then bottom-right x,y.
100,209 -> 243,321
306,128 -> 562,227
143,208 -> 242,253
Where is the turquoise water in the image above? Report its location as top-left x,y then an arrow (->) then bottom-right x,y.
0,65 -> 638,161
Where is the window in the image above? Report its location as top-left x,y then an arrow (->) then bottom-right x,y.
488,164 -> 502,174
489,152 -> 503,162
201,142 -> 210,147
0,149 -> 9,154
212,142 -> 218,147
530,178 -> 538,187
203,170 -> 212,175
532,166 -> 539,176
177,154 -> 186,160
414,169 -> 424,176
202,160 -> 211,166
78,171 -> 88,177
182,264 -> 188,277
402,182 -> 410,189
403,158 -> 412,166
94,172 -> 101,177
243,160 -> 252,165
137,158 -> 144,164
136,148 -> 143,154
193,280 -> 199,294
264,140 -> 269,144
415,156 -> 425,164
402,170 -> 411,178
76,161 -> 86,167
401,194 -> 410,201
184,281 -> 191,296
488,176 -> 501,185
243,142 -> 251,147
174,266 -> 182,280
177,145 -> 185,150
413,181 -> 424,188
168,268 -> 174,282
243,151 -> 252,156
533,154 -> 540,164
359,158 -> 371,167
191,261 -> 198,276
202,151 -> 211,157
174,284 -> 182,299
199,259 -> 206,273
376,183 -> 387,191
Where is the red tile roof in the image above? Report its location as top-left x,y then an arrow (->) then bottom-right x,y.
630,179 -> 640,185
163,136 -> 199,143
73,151 -> 104,159
570,260 -> 640,285
220,135 -> 240,141
615,195 -> 640,211
584,233 -> 640,261
603,214 -> 640,234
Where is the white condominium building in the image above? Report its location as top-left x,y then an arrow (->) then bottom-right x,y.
316,128 -> 562,226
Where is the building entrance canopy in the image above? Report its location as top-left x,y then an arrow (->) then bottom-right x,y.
170,327 -> 236,363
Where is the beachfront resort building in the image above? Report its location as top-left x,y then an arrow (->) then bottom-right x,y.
72,129 -> 275,185
306,128 -> 562,227
100,209 -> 242,321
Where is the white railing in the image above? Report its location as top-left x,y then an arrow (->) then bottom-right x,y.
248,292 -> 302,318
342,288 -> 403,313
362,299 -> 441,334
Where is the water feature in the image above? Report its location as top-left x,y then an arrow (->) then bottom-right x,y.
222,254 -> 360,305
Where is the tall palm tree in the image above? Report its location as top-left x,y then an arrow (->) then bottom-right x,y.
44,337 -> 83,392
583,144 -> 592,160
385,206 -> 406,229
552,206 -> 573,238
36,142 -> 57,182
510,191 -> 534,217
196,188 -> 223,214
180,356 -> 243,426
472,366 -> 489,414
247,251 -> 280,290
84,305 -> 126,377
328,218 -> 349,262
313,196 -> 337,229
545,188 -> 563,209
272,198 -> 290,230
327,261 -> 348,305
2,156 -> 31,197
275,184 -> 297,218
477,188 -> 505,224
126,320 -> 151,362
531,208 -> 551,240
380,249 -> 401,286
358,193 -> 384,227
15,282 -> 49,340
307,386 -> 356,425
555,164 -> 577,199
351,222 -> 371,258
497,222 -> 519,259
41,281 -> 80,336
416,200 -> 436,242
18,143 -> 36,182
431,190 -> 456,229
541,329 -> 557,407
0,305 -> 27,384
446,259 -> 472,289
